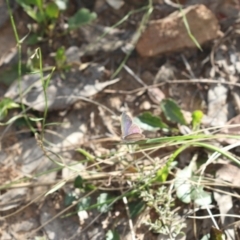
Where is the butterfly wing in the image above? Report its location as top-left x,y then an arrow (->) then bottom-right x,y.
124,132 -> 145,141
124,123 -> 145,141
127,123 -> 142,135
121,112 -> 145,141
121,112 -> 133,138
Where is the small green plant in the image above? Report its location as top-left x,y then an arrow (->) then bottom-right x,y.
17,0 -> 61,25
160,98 -> 187,125
192,110 -> 203,131
0,98 -> 20,120
68,8 -> 97,30
136,98 -> 187,131
54,46 -> 70,70
141,186 -> 186,237
17,0 -> 97,41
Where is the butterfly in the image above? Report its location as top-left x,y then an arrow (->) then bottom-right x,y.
121,112 -> 145,142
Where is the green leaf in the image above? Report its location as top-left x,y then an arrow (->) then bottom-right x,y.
85,183 -> 97,191
155,165 -> 170,182
0,98 -> 20,120
29,117 -> 44,121
191,187 -> 212,206
77,196 -> 91,211
161,98 -> 187,125
76,148 -> 95,162
137,112 -> 168,131
174,166 -> 192,203
64,192 -> 76,206
46,2 -> 59,19
68,8 -> 97,30
16,1 -> 37,22
97,193 -> 112,213
74,175 -> 84,189
106,230 -> 120,240
23,6 -> 39,21
17,0 -> 45,22
192,110 -> 203,131
36,0 -> 43,8
35,11 -> 46,23
17,0 -> 38,5
174,165 -> 212,205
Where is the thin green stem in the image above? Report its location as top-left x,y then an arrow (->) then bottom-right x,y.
6,0 -> 36,134
35,48 -> 55,140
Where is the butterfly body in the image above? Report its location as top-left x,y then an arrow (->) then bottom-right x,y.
121,112 -> 145,142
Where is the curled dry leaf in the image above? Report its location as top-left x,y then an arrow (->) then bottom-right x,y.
154,62 -> 176,83
147,87 -> 165,105
215,163 -> 240,186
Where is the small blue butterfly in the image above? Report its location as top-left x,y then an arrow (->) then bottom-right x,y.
121,112 -> 145,141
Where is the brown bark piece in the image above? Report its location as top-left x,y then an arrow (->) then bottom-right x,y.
136,4 -> 220,57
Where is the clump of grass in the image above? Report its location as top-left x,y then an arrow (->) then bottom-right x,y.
141,186 -> 186,237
